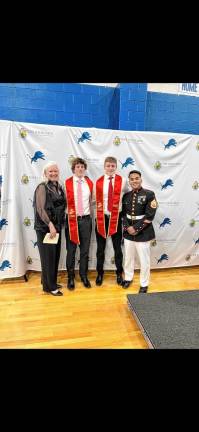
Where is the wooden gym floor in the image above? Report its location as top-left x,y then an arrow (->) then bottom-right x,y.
0,267 -> 198,348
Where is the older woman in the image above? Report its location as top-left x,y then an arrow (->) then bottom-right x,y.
33,161 -> 66,296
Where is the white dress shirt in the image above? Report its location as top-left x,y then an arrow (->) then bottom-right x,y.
66,175 -> 91,216
94,174 -> 129,215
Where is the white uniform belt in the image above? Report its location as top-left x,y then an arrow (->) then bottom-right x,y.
126,214 -> 144,220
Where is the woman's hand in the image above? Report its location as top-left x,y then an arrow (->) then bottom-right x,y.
48,221 -> 57,238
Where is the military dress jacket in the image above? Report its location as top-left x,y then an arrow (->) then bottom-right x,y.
122,187 -> 157,242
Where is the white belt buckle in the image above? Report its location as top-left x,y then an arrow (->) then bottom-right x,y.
126,214 -> 144,220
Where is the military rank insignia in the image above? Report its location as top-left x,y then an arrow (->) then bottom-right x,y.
150,199 -> 157,209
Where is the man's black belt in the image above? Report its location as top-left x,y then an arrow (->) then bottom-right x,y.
77,215 -> 91,220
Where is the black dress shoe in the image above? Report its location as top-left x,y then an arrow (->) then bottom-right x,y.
50,290 -> 63,296
116,274 -> 123,285
139,286 -> 148,293
81,277 -> 91,288
67,277 -> 75,290
122,280 -> 131,289
96,274 -> 103,286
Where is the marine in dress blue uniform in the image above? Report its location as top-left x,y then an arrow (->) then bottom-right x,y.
122,170 -> 157,293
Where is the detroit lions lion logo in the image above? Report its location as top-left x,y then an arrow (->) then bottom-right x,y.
0,260 -> 11,271
27,151 -> 45,163
164,138 -> 177,150
156,254 -> 169,264
78,132 -> 91,143
0,218 -> 8,230
159,218 -> 171,228
161,179 -> 174,190
119,157 -> 135,169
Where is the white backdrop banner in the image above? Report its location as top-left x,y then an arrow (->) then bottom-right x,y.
0,120 -> 199,278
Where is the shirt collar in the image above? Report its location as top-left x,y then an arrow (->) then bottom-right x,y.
104,173 -> 115,180
74,175 -> 85,182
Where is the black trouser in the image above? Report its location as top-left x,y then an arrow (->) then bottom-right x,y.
36,230 -> 61,292
95,213 -> 123,275
65,215 -> 92,278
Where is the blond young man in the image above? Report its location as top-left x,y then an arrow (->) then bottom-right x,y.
94,156 -> 129,286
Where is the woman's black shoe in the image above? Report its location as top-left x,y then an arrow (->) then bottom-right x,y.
50,290 -> 63,296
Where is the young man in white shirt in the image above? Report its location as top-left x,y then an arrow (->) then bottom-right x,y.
65,157 -> 93,290
95,156 -> 129,286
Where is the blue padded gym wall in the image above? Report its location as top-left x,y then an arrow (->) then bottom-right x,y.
0,83 -> 119,129
1,83 -> 199,134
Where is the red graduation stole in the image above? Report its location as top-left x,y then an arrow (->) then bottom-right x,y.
65,176 -> 93,244
96,174 -> 122,238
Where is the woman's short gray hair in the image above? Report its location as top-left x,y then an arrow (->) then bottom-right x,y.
42,161 -> 59,182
